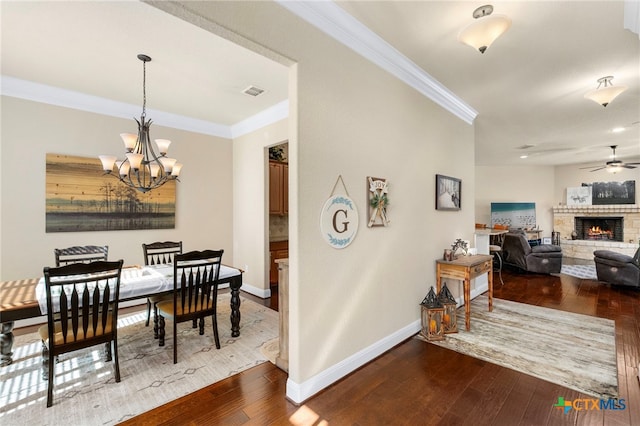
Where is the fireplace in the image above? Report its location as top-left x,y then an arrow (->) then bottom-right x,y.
574,216 -> 623,241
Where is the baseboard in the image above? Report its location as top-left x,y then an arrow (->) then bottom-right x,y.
239,282 -> 271,299
285,319 -> 421,404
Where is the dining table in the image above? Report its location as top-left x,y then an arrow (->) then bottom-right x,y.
0,264 -> 243,366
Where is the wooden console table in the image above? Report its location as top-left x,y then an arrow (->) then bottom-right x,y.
435,254 -> 493,331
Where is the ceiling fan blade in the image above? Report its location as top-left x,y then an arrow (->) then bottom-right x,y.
624,162 -> 640,165
579,165 -> 600,169
622,165 -> 637,169
589,167 -> 606,172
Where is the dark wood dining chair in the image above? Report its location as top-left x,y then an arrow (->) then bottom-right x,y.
157,249 -> 224,364
54,245 -> 109,266
142,241 -> 183,334
39,259 -> 124,407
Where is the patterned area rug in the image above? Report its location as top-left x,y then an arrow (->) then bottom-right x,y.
417,296 -> 617,399
0,294 -> 278,425
561,264 -> 598,280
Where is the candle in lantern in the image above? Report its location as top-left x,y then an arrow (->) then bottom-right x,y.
429,319 -> 437,333
443,313 -> 450,326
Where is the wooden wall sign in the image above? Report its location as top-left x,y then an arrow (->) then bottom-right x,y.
367,176 -> 389,227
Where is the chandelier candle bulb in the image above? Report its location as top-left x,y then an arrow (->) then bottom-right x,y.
154,139 -> 172,155
171,163 -> 183,177
159,157 -> 177,173
99,155 -> 117,172
120,133 -> 138,152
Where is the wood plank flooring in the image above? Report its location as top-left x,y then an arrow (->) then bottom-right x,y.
119,267 -> 640,425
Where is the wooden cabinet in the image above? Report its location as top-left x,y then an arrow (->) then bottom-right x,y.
269,161 -> 288,216
269,240 -> 288,287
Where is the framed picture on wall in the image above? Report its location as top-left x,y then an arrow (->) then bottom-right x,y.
435,174 -> 461,211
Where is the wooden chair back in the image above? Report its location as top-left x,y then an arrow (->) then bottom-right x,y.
172,250 -> 223,319
54,245 -> 109,266
41,259 -> 123,406
142,241 -> 183,265
157,249 -> 223,363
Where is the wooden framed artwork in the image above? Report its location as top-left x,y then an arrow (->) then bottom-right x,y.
435,174 -> 461,211
367,176 -> 389,227
46,153 -> 176,232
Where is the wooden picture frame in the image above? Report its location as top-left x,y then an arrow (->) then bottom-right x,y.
366,176 -> 389,227
435,174 -> 461,211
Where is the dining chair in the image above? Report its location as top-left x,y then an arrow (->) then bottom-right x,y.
157,249 -> 224,364
39,259 -> 124,407
54,245 -> 109,266
142,241 -> 183,335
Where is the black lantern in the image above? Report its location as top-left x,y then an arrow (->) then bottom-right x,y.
437,282 -> 458,334
420,286 -> 444,341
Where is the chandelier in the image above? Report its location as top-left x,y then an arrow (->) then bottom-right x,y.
584,76 -> 628,107
458,5 -> 511,54
99,54 -> 181,193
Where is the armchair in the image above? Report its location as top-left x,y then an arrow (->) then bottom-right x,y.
593,248 -> 640,288
501,231 -> 562,274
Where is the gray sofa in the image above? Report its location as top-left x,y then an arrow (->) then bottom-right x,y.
593,248 -> 640,288
501,231 -> 563,274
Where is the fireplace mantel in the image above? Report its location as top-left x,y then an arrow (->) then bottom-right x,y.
553,204 -> 640,214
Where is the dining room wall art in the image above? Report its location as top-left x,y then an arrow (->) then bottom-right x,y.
46,153 -> 176,232
435,174 -> 461,211
367,176 -> 389,227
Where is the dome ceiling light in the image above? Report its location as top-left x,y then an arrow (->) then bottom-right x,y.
584,76 -> 628,107
458,4 -> 512,54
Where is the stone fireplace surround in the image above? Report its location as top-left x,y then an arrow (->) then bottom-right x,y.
553,204 -> 640,260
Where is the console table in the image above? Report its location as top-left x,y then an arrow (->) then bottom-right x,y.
435,254 -> 493,331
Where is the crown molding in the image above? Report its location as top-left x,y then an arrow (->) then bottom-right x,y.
231,100 -> 289,138
1,76 -> 290,140
276,0 -> 477,125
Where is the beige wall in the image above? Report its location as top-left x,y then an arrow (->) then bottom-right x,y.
232,118 -> 288,296
475,163 -> 640,242
0,96 -> 233,280
156,1 -> 475,401
475,165 -> 556,239
554,162 -> 640,204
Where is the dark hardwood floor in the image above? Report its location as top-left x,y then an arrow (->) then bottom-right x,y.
119,266 -> 640,426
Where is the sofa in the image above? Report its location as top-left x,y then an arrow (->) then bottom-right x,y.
593,248 -> 640,288
501,231 -> 563,274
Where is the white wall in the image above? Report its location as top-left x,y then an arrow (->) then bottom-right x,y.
155,1 -> 475,402
0,97 -> 233,280
475,165 -> 556,239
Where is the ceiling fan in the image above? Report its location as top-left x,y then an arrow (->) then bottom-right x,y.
581,145 -> 640,173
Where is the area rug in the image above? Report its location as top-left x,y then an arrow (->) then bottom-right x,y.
561,264 -> 598,280
0,294 -> 278,425
417,296 -> 617,399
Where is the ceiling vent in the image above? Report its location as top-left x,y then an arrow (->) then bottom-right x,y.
243,85 -> 265,97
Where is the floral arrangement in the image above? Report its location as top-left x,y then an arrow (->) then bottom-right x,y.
451,238 -> 469,255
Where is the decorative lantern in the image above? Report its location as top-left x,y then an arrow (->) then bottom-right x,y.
420,286 -> 444,341
438,282 -> 458,334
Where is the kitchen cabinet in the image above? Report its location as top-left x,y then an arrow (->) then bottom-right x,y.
269,161 -> 288,216
269,240 -> 288,287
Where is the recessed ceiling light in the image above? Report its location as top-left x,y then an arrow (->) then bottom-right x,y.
611,127 -> 625,133
520,155 -> 528,159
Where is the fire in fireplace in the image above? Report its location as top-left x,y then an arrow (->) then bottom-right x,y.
574,217 -> 623,241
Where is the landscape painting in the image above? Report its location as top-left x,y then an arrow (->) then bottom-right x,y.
46,153 -> 176,232
582,180 -> 635,205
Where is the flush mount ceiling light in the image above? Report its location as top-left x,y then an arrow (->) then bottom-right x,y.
584,76 -> 628,107
99,54 -> 182,193
458,4 -> 511,54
